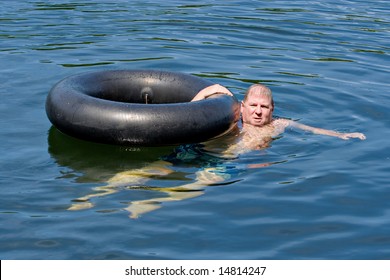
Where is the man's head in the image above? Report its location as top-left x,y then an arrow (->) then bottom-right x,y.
241,84 -> 274,127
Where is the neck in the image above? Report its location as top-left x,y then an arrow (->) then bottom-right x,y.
241,119 -> 274,129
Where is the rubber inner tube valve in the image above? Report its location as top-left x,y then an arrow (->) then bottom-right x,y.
141,87 -> 153,104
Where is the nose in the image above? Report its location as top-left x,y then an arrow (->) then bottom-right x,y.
255,105 -> 262,114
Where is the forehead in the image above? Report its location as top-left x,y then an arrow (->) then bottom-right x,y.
244,92 -> 272,104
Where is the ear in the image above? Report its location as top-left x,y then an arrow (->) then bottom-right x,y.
240,101 -> 245,114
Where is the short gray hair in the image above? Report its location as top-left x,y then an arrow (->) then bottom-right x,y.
243,84 -> 274,106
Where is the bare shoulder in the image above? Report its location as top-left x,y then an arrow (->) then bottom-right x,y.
272,118 -> 291,128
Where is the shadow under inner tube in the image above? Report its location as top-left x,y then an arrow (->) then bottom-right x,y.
46,70 -> 240,146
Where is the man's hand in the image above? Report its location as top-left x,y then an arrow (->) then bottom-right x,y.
339,132 -> 366,140
191,84 -> 233,101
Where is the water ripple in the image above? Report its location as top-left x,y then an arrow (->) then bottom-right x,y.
1,0 -> 389,260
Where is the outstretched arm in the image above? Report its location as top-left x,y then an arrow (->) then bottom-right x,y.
288,120 -> 366,140
191,84 -> 233,101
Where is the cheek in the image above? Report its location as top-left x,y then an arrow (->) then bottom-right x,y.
241,109 -> 251,122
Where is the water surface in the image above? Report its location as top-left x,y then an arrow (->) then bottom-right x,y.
1,0 -> 389,259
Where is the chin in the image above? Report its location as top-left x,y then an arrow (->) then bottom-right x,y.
252,122 -> 264,127
252,120 -> 264,126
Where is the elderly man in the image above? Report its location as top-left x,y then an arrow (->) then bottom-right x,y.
192,83 -> 366,147
69,83 -> 365,218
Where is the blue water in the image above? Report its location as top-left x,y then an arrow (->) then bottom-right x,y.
1,0 -> 389,259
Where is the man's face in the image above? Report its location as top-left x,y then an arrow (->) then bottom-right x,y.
241,93 -> 274,127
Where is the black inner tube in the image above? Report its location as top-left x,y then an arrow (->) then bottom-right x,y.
46,70 -> 240,146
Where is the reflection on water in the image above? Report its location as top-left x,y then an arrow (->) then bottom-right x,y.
68,161 -> 222,219
47,127 -> 173,183
48,127 -> 276,218
49,129 -> 224,218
